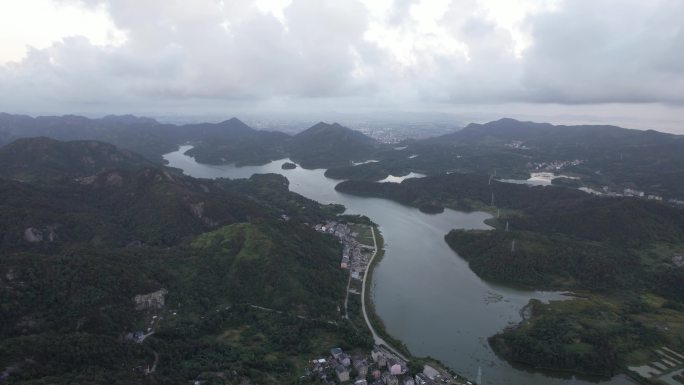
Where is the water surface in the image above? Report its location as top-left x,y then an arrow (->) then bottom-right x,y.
165,146 -> 635,385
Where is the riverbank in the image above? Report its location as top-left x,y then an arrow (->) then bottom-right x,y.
164,148 -> 629,385
362,225 -> 411,358
362,224 -> 475,384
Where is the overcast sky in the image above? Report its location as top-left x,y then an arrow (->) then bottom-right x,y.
0,0 -> 683,132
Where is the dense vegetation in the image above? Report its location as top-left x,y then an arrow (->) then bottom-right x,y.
189,222 -> 346,317
0,137 -> 155,181
337,173 -> 684,244
419,178 -> 684,376
185,130 -> 289,166
327,118 -> 684,200
4,113 -> 684,199
5,114 -> 684,380
0,138 -> 370,383
288,122 -> 381,169
488,298 -> 667,377
0,114 -> 384,170
448,119 -> 684,197
336,161 -> 684,376
445,230 -> 641,291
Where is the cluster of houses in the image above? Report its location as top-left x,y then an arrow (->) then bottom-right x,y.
307,347 -> 366,385
314,221 -> 371,279
307,346 -> 466,385
504,140 -> 530,150
620,188 -> 664,201
582,185 -> 668,202
528,159 -> 584,171
524,162 -> 684,205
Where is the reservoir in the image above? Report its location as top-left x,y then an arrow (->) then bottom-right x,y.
164,146 -> 635,385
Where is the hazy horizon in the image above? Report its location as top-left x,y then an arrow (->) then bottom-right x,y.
1,0 -> 683,133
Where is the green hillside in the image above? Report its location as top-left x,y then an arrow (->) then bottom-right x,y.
289,122 -> 379,168
0,137 -> 155,180
0,138 -> 370,384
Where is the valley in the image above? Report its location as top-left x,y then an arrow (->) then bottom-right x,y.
3,3 -> 682,384
2,116 -> 684,384
164,147 -> 638,385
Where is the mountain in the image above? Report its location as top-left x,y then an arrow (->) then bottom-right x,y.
289,122 -> 379,168
402,118 -> 684,198
184,121 -> 291,165
182,117 -> 257,141
0,137 -> 155,180
0,113 -> 288,164
336,167 -> 684,376
0,139 -> 368,383
0,167 -> 253,248
186,121 -> 381,168
0,137 -> 343,248
431,118 -> 682,152
0,113 -> 178,162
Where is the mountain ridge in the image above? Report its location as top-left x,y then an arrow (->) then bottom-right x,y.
0,136 -> 155,181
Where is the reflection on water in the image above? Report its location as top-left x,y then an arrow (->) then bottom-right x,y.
164,146 -> 636,385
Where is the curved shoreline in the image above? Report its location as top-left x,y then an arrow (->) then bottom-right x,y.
361,225 -> 409,361
361,225 -> 474,383
163,149 -> 622,385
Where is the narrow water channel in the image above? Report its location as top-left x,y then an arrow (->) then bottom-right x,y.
164,146 -> 635,385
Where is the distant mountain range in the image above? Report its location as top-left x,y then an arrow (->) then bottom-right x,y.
0,113 -> 381,169
3,113 -> 684,196
3,114 -> 684,381
431,117 -> 681,148
0,136 -> 155,180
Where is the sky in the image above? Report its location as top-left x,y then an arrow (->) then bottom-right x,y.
0,0 -> 683,132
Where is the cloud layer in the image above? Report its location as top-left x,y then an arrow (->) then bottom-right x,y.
1,0 -> 683,116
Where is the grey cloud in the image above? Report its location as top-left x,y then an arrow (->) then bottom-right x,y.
1,0 -> 684,115
521,0 -> 684,104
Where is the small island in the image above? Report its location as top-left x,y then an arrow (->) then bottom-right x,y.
281,162 -> 297,170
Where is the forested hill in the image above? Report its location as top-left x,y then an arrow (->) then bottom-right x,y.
324,117 -> 684,199
0,113 -> 382,169
336,173 -> 684,246
0,136 -> 155,180
420,118 -> 684,198
0,138 -> 369,383
430,117 -> 636,143
0,113 -> 176,161
0,113 -> 284,163
334,168 -> 684,376
288,122 -> 379,168
5,112 -> 684,196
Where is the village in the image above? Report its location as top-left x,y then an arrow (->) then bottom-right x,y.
314,221 -> 374,280
312,221 -> 472,385
303,345 -> 470,385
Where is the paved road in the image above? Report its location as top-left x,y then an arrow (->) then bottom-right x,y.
361,226 -> 409,362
